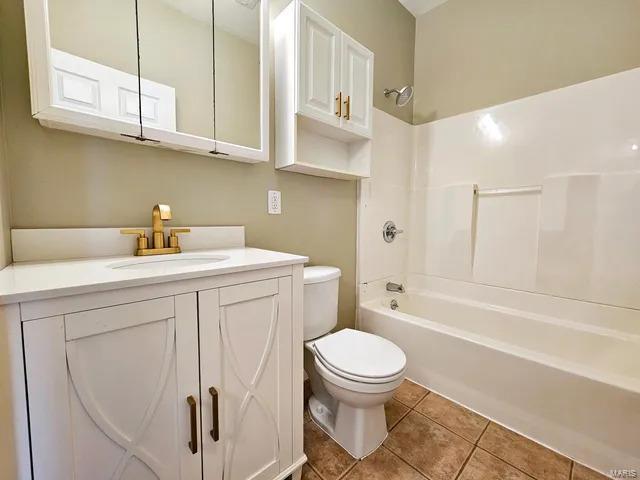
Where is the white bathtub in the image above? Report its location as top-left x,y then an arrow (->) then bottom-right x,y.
359,290 -> 640,473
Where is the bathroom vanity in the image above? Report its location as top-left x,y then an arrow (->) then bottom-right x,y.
1,227 -> 307,480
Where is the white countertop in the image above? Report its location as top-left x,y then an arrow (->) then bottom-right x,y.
0,247 -> 308,305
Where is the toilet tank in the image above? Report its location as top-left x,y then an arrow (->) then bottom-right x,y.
303,266 -> 341,341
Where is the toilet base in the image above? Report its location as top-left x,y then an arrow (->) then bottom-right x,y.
308,394 -> 387,459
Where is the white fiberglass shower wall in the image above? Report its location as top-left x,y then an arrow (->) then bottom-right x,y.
358,68 -> 640,473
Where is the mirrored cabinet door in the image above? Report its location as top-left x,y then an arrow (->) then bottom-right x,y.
137,0 -> 216,146
213,0 -> 262,150
47,0 -> 140,127
24,0 -> 269,162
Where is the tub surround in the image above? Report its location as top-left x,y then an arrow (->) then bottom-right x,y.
408,67 -> 640,308
358,68 -> 640,474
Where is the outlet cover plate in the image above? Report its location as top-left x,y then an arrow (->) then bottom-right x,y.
268,190 -> 281,214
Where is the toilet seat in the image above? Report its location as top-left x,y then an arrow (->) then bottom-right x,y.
314,357 -> 405,394
313,329 -> 406,385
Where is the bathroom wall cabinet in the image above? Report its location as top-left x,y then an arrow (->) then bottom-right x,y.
8,264 -> 304,480
297,5 -> 373,138
22,0 -> 269,163
275,1 -> 373,179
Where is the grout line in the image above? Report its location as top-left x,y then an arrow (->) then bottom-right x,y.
306,461 -> 325,480
382,444 -> 432,480
475,420 -> 491,445
476,446 -> 538,480
569,461 -> 574,479
454,446 -> 476,480
410,406 -> 477,446
388,404 -> 412,432
335,460 -> 359,480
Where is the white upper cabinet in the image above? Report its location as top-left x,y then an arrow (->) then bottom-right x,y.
275,1 -> 374,180
297,5 -> 342,127
340,35 -> 374,138
22,0 -> 269,163
295,3 -> 373,137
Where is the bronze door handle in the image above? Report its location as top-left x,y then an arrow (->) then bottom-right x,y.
335,92 -> 342,117
187,395 -> 198,454
209,386 -> 219,442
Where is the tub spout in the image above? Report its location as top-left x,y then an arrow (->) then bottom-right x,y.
386,282 -> 405,293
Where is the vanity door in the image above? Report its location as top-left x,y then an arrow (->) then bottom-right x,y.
198,278 -> 293,480
23,295 -> 202,480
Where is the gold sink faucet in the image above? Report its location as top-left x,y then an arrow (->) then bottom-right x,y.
121,204 -> 190,256
152,204 -> 171,249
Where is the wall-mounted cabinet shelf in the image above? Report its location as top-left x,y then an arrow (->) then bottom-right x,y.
274,0 -> 373,180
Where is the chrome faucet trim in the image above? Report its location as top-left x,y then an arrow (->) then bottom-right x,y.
386,282 -> 405,293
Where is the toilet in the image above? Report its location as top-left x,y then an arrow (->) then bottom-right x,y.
303,266 -> 407,459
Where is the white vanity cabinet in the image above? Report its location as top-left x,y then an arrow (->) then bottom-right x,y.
12,264 -> 305,480
24,296 -> 202,480
198,279 -> 293,480
275,0 -> 373,180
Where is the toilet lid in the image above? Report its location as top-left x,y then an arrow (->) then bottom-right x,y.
313,329 -> 406,382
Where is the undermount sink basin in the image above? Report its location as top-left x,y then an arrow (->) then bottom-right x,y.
109,254 -> 229,271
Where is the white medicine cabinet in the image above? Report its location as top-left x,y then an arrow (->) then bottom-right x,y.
275,0 -> 374,179
23,0 -> 270,163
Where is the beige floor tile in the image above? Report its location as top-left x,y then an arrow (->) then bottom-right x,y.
393,379 -> 429,407
302,463 -> 322,480
384,411 -> 473,480
478,423 -> 571,480
304,408 -> 311,424
385,399 -> 410,431
572,463 -> 612,480
415,393 -> 489,443
459,448 -> 534,480
343,446 -> 426,480
304,421 -> 357,480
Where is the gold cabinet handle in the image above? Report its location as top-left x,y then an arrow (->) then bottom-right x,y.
343,95 -> 351,120
168,228 -> 190,249
187,395 -> 198,455
335,92 -> 342,117
120,229 -> 149,250
209,386 -> 219,442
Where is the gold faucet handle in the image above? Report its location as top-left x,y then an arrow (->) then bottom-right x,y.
168,228 -> 190,249
120,229 -> 149,250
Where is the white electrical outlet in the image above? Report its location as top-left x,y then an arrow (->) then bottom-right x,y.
268,190 -> 281,214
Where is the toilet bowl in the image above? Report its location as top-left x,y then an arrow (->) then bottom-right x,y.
303,267 -> 407,459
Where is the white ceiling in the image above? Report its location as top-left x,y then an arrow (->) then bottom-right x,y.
398,0 -> 450,17
160,0 -> 260,44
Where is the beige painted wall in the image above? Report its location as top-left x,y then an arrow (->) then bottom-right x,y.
0,72 -> 11,270
413,0 -> 640,123
0,0 -> 415,334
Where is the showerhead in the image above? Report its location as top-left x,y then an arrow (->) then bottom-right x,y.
384,85 -> 414,107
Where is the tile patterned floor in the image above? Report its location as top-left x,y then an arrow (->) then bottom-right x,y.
303,379 -> 611,480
